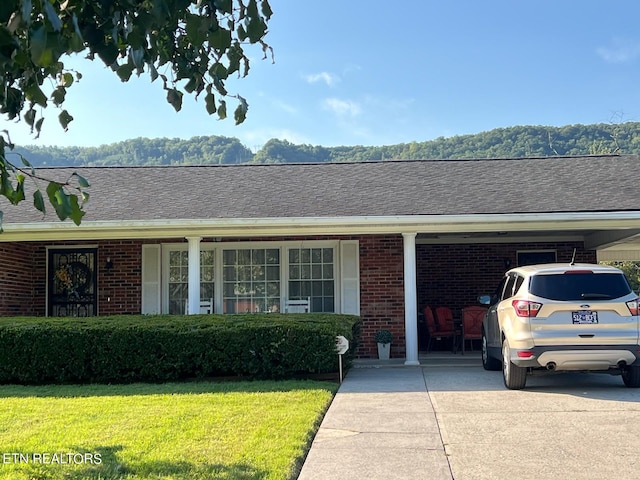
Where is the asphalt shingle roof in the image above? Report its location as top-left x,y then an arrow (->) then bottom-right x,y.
2,154 -> 639,224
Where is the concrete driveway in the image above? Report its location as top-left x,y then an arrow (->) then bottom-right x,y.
427,365 -> 640,480
300,356 -> 640,480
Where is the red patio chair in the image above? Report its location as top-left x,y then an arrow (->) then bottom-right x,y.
461,305 -> 487,354
424,305 -> 456,353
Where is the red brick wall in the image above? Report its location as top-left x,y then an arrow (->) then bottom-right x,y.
0,237 -> 598,361
1,240 -> 147,317
416,241 -> 597,318
0,243 -> 36,315
358,235 -> 406,358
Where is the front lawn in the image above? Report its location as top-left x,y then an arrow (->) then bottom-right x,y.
0,380 -> 337,480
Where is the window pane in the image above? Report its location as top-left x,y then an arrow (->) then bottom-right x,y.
223,248 -> 280,314
312,265 -> 322,279
323,264 -> 334,279
223,250 -> 236,264
252,249 -> 265,264
267,265 -> 279,281
287,247 -> 336,313
301,265 -> 311,279
289,265 -> 300,279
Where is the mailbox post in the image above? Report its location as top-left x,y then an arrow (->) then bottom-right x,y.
335,335 -> 349,383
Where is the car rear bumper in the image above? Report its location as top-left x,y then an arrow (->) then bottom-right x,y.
511,345 -> 640,370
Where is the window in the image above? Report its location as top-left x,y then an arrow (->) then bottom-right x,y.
167,250 -> 215,314
288,247 -> 335,312
530,273 -> 632,301
150,240 -> 354,315
223,248 -> 280,313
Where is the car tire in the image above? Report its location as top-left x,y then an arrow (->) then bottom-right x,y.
482,328 -> 501,371
622,365 -> 640,388
502,339 -> 527,390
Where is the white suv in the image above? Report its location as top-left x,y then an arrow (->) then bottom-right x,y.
480,263 -> 640,389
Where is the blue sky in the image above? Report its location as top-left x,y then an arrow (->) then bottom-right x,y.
6,0 -> 640,149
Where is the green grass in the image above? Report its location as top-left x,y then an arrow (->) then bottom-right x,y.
0,380 -> 337,480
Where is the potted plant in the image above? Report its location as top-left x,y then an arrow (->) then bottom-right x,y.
375,329 -> 393,360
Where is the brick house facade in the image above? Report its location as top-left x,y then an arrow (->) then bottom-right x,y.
1,156 -> 639,360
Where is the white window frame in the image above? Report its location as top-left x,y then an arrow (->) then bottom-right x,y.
160,240 -> 343,314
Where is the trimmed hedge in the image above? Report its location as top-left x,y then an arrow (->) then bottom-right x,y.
0,314 -> 361,384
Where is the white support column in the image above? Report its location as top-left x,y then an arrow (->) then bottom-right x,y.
402,232 -> 420,366
186,236 -> 202,314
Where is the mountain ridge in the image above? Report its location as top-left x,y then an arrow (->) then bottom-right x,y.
11,121 -> 636,167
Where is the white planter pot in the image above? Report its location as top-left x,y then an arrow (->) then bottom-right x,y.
377,342 -> 391,360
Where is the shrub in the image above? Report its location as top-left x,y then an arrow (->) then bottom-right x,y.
0,314 -> 361,384
374,329 -> 393,344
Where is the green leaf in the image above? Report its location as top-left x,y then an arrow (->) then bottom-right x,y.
209,62 -> 228,80
30,25 -> 54,66
34,117 -> 44,136
205,89 -> 216,115
149,63 -> 158,82
234,96 -> 248,125
72,172 -> 90,188
24,109 -> 36,128
208,27 -> 232,51
217,99 -> 226,120
68,194 -> 85,225
61,72 -> 74,87
46,181 -> 71,221
58,110 -> 73,131
167,88 -> 183,112
20,0 -> 31,26
213,0 -> 233,14
261,0 -> 273,20
25,84 -> 48,107
245,0 -> 267,43
51,86 -> 66,106
43,0 -> 63,31
116,63 -> 134,82
33,189 -> 45,213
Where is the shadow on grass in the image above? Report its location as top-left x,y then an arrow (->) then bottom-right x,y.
8,445 -> 269,480
0,378 -> 339,398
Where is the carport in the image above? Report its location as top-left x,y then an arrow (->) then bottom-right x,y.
401,214 -> 640,364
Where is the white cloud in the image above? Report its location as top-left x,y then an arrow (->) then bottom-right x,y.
322,98 -> 361,117
304,72 -> 340,87
596,38 -> 640,64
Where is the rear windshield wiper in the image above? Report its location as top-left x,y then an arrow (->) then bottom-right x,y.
580,293 -> 612,299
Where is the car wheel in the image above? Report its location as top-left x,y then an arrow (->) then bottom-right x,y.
622,365 -> 640,388
482,328 -> 501,371
502,339 -> 527,390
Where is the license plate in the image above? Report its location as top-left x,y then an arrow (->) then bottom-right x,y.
572,310 -> 598,324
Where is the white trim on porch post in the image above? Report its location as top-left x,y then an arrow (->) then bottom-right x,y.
186,236 -> 202,314
403,232 -> 420,366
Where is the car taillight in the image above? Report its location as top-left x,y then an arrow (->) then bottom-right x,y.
512,300 -> 542,317
626,299 -> 639,316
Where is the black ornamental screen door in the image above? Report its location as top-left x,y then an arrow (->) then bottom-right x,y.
48,248 -> 97,317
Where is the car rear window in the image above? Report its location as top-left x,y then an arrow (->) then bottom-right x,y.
529,272 -> 633,301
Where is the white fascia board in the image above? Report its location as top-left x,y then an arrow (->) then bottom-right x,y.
2,211 -> 640,242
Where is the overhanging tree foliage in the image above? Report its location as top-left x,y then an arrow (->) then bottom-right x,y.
0,0 -> 273,230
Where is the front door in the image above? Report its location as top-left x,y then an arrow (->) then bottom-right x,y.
48,248 -> 98,317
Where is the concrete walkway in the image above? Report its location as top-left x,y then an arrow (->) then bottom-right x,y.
298,356 -> 461,480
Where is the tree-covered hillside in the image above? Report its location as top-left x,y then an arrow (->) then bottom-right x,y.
13,122 -> 639,167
